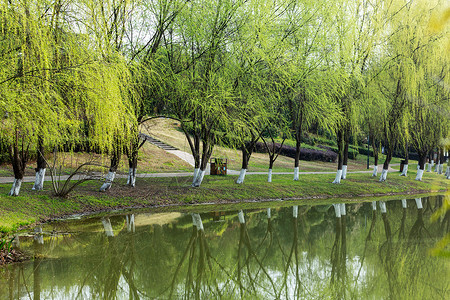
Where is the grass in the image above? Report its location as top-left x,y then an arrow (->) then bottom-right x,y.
0,171 -> 447,236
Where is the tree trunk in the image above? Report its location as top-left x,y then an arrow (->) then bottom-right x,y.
371,137 -> 378,177
415,151 -> 427,181
379,147 -> 393,182
237,139 -> 257,184
333,130 -> 344,184
341,129 -> 349,179
8,134 -> 29,196
100,148 -> 121,192
434,148 -> 440,172
400,142 -> 408,176
32,136 -> 46,191
192,137 -> 213,187
293,135 -> 301,181
438,148 -> 444,174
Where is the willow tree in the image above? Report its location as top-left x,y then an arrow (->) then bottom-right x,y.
152,0 -> 243,187
278,0 -> 342,181
327,0 -> 388,184
0,0 -> 135,196
386,0 -> 450,181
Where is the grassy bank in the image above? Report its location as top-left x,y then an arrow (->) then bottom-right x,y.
0,171 -> 448,235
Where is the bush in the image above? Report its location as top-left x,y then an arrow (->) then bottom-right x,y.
254,142 -> 337,162
328,146 -> 359,159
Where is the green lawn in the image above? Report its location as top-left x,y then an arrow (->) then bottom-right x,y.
0,172 -> 447,235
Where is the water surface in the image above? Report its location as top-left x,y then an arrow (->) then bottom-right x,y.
1,195 -> 449,299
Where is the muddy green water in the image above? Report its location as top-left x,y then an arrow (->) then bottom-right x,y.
1,195 -> 449,299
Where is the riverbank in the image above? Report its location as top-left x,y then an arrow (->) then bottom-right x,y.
0,172 -> 448,236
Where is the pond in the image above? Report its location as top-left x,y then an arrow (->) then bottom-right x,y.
0,195 -> 449,299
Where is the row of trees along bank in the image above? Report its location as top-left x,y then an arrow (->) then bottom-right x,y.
0,0 -> 449,196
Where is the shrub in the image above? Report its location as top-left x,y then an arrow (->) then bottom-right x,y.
254,142 -> 337,162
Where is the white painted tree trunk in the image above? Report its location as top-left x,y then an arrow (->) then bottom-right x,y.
400,164 -> 408,176
191,213 -> 204,231
236,169 -> 247,184
415,198 -> 422,209
446,166 -> 450,179
434,163 -> 439,172
332,170 -> 342,184
101,218 -> 114,237
126,215 -> 135,233
267,208 -> 271,219
379,169 -> 388,182
401,199 -> 407,208
8,179 -> 22,196
238,210 -> 245,224
341,165 -> 347,179
372,165 -> 378,177
379,201 -> 387,213
100,171 -> 116,192
293,205 -> 298,218
127,168 -> 137,187
372,201 -> 377,211
333,204 -> 341,218
267,169 -> 273,183
192,168 -> 200,185
293,167 -> 299,181
438,164 -> 443,174
32,168 -> 46,191
415,169 -> 424,181
427,160 -> 433,172
191,170 -> 206,187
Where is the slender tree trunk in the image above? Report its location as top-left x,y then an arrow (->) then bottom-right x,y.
400,142 -> 409,176
434,148 -> 440,172
32,136 -> 46,191
293,111 -> 303,181
237,137 -> 258,184
100,148 -> 121,191
379,147 -> 393,182
438,148 -> 444,174
126,137 -> 145,187
415,151 -> 427,181
371,136 -> 378,176
333,130 -> 344,184
9,131 -> 29,196
341,129 -> 349,179
192,136 -> 214,187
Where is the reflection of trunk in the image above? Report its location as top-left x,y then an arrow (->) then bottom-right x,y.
169,213 -> 223,299
356,204 -> 377,282
278,207 -> 300,299
408,200 -> 430,240
330,203 -> 347,299
237,210 -> 277,298
399,200 -> 407,239
380,210 -> 396,299
32,136 -> 46,191
33,234 -> 43,300
102,218 -> 114,237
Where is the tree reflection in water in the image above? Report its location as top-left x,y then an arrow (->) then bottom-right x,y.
1,196 -> 448,299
